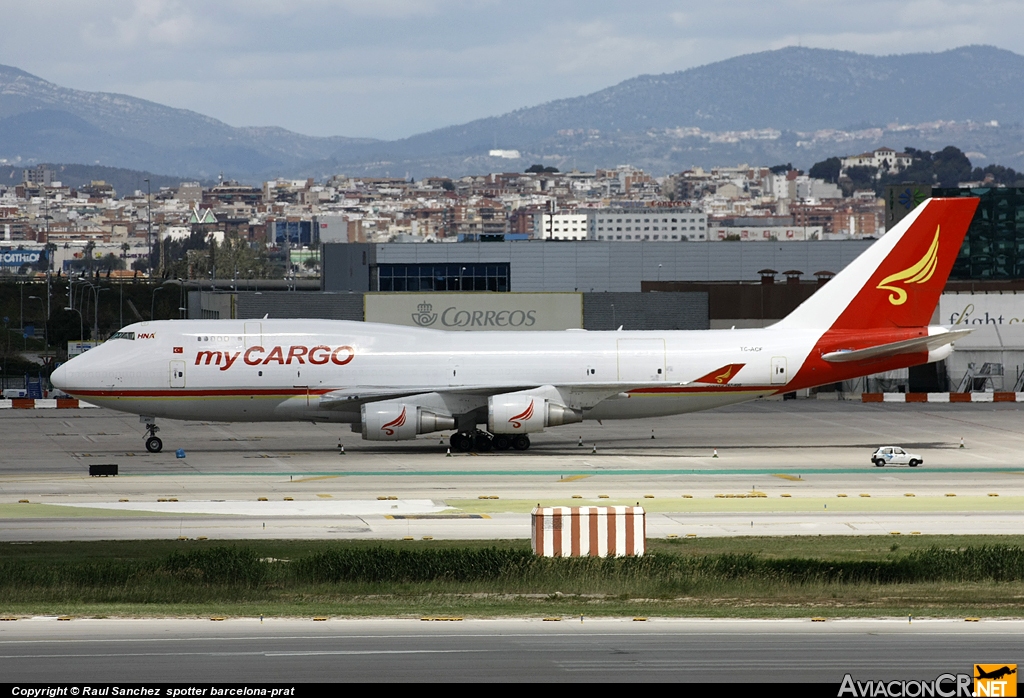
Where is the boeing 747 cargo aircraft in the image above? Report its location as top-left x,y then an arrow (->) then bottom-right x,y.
51,197 -> 978,454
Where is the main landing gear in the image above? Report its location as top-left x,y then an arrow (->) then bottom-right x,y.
144,422 -> 163,453
449,430 -> 530,453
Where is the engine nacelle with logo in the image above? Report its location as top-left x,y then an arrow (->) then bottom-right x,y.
488,395 -> 582,434
361,402 -> 456,441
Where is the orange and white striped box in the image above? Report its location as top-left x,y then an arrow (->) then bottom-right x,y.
861,393 -> 1024,403
531,506 -> 645,558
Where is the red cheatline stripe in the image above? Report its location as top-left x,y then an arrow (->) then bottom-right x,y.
69,388 -> 335,398
629,385 -> 773,394
72,386 -> 775,399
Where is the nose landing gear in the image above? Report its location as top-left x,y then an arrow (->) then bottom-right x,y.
144,422 -> 163,453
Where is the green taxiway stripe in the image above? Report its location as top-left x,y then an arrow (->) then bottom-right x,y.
118,467 -> 1024,477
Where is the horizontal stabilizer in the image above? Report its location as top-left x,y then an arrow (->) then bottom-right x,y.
821,328 -> 973,363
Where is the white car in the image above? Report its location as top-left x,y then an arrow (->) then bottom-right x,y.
871,447 -> 922,468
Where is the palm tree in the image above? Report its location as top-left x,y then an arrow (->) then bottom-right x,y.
44,242 -> 57,273
83,241 -> 96,274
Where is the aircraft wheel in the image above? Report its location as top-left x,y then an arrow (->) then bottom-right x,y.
450,433 -> 474,453
493,434 -> 512,451
145,436 -> 163,454
512,435 -> 531,451
474,431 -> 493,452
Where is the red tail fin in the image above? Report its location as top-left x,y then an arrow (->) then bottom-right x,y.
775,198 -> 979,331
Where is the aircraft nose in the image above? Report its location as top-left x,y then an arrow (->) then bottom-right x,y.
50,363 -> 68,391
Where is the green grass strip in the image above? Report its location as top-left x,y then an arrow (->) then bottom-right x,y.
1,538 -> 1024,618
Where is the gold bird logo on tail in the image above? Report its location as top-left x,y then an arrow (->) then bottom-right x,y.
876,226 -> 941,306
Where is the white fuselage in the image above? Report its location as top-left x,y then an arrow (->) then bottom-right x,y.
53,318 -> 822,424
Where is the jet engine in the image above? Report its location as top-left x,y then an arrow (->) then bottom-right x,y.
361,402 -> 456,441
488,395 -> 582,434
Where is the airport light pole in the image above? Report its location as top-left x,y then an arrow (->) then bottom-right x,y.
161,279 -> 184,319
19,281 -> 24,350
85,285 -> 108,341
145,178 -> 152,275
64,306 -> 83,342
2,317 -> 8,391
75,278 -> 95,333
28,296 -> 46,350
151,286 -> 164,321
45,247 -> 52,349
176,279 -> 185,319
69,275 -> 84,315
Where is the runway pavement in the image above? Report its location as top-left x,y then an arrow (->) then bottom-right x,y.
3,399 -> 1024,540
3,403 -> 1023,683
0,618 -> 1021,683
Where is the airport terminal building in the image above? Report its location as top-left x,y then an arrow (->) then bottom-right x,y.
320,238 -> 873,294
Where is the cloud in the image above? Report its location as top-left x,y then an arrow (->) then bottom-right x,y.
79,0 -> 213,50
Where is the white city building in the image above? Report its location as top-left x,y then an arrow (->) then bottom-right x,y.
542,212 -> 589,240
795,176 -> 842,201
588,208 -> 707,241
841,147 -> 914,175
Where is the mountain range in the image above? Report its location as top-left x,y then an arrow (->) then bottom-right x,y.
1,45 -> 1023,182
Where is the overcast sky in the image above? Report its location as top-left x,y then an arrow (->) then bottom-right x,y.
3,1 -> 1022,140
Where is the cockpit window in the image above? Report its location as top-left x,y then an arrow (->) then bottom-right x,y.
108,331 -> 135,341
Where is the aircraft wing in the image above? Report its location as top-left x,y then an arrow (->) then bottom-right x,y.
319,384 -> 534,405
820,328 -> 973,363
317,381 -> 688,411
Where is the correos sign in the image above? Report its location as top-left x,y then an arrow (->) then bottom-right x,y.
365,292 -> 582,331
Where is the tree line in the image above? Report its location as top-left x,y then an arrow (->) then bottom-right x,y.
808,145 -> 1024,196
